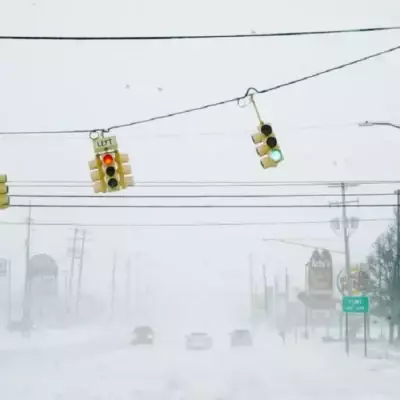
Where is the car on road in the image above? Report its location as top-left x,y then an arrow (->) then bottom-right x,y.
230,329 -> 253,347
131,325 -> 154,345
185,332 -> 213,350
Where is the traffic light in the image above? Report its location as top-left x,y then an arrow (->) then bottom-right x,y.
88,152 -> 134,193
251,123 -> 283,169
0,175 -> 9,209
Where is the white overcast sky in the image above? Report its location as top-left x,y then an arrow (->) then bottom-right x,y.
0,0 -> 399,319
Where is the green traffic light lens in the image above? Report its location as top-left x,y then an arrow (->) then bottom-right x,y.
269,149 -> 282,162
107,178 -> 119,188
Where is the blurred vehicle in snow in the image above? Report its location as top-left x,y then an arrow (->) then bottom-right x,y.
8,317 -> 35,337
185,332 -> 213,350
130,325 -> 154,345
229,329 -> 253,347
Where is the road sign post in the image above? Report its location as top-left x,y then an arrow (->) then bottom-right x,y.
342,296 -> 369,357
0,258 -> 7,277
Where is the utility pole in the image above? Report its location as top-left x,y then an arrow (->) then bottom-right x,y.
304,262 -> 309,339
285,269 -> 289,336
7,259 -> 11,325
125,256 -> 131,316
110,251 -> 117,320
22,203 -> 32,323
75,230 -> 86,316
68,228 -> 78,311
340,183 -> 353,298
329,182 -> 359,356
249,254 -> 254,314
262,264 -> 268,316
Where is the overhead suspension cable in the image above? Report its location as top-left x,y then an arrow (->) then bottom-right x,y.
0,44 -> 398,136
0,217 -> 393,228
5,203 -> 399,209
1,26 -> 399,41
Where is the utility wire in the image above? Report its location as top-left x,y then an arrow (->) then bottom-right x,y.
6,203 -> 400,209
8,179 -> 400,188
8,192 -> 398,199
1,26 -> 399,41
106,44 -> 400,132
0,44 -> 399,136
0,217 -> 393,228
263,238 -> 345,254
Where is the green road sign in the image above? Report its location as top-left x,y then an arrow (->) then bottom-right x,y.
342,296 -> 369,313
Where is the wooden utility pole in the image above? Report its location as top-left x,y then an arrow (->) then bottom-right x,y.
262,264 -> 268,315
75,230 -> 86,316
249,254 -> 254,314
110,252 -> 117,320
68,228 -> 78,310
7,259 -> 11,324
125,256 -> 131,316
22,203 -> 32,322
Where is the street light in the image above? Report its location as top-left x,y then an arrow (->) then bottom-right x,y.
359,120 -> 400,343
359,121 -> 400,130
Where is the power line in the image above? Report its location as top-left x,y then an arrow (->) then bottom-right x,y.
263,238 -> 345,254
8,192 -> 398,199
1,44 -> 399,136
7,179 -> 400,188
0,217 -> 393,228
0,121 -> 361,137
6,203 -> 400,209
1,26 -> 399,41
106,44 -> 400,132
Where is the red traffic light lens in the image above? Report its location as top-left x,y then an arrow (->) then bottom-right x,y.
103,154 -> 114,165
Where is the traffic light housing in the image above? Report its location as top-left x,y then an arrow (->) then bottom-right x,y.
251,123 -> 283,169
0,175 -> 9,209
88,151 -> 134,193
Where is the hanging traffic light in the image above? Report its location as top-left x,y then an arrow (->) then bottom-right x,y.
251,123 -> 283,169
88,133 -> 134,193
0,175 -> 9,209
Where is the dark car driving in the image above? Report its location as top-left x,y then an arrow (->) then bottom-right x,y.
230,329 -> 253,347
131,326 -> 154,345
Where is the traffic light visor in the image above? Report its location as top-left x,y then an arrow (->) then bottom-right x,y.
256,143 -> 269,157
251,132 -> 264,144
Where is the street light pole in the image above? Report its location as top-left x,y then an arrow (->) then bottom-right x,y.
360,120 -> 400,342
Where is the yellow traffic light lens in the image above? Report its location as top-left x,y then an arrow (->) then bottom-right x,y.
266,136 -> 277,148
105,166 -> 116,177
269,149 -> 282,162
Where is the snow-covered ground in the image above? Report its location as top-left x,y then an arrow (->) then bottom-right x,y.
1,327 -> 400,400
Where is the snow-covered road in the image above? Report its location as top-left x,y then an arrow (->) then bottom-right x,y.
1,328 -> 399,400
